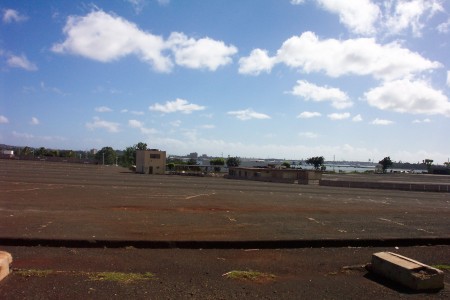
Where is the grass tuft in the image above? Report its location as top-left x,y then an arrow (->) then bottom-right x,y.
87,271 -> 155,283
223,270 -> 276,282
432,265 -> 450,270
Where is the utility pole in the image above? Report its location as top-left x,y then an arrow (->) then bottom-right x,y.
102,152 -> 105,165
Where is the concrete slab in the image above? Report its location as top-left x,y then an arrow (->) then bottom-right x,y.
370,252 -> 444,291
0,251 -> 13,281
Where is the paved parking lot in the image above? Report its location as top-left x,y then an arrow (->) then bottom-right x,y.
0,159 -> 449,298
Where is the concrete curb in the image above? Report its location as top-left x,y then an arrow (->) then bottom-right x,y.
1,237 -> 450,249
0,251 -> 13,282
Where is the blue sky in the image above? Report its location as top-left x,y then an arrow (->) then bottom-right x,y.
1,0 -> 449,163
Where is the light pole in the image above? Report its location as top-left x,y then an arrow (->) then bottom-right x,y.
102,152 -> 105,165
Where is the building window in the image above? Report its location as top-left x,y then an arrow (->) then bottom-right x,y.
150,154 -> 160,159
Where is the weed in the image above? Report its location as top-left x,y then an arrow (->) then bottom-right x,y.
223,270 -> 276,282
432,265 -> 450,270
13,268 -> 155,283
87,271 -> 155,283
14,269 -> 56,277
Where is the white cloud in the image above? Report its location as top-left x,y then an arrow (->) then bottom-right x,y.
299,131 -> 318,139
157,0 -> 170,5
0,115 -> 9,124
2,9 -> 27,23
149,98 -> 205,114
167,32 -> 237,71
126,0 -> 147,14
170,120 -> 181,127
52,10 -> 237,72
241,32 -> 441,81
85,117 -> 120,132
364,79 -> 450,117
371,118 -> 394,125
128,119 -> 143,128
447,70 -> 450,87
128,119 -> 157,134
52,10 -> 172,72
437,18 -> 450,33
327,112 -> 350,120
7,54 -> 37,71
316,0 -> 380,35
30,117 -> 40,125
290,0 -> 305,4
275,32 -> 441,81
297,111 -> 322,119
412,118 -> 431,123
352,114 -> 363,122
95,106 -> 113,113
238,49 -> 276,75
383,0 -> 443,37
289,80 -> 352,109
200,124 -> 215,129
227,109 -> 271,121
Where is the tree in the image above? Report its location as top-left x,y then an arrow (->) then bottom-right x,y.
226,156 -> 241,167
187,158 -> 197,165
96,147 -> 116,165
210,158 -> 225,172
281,162 -> 291,168
121,146 -> 136,167
136,142 -> 147,150
378,156 -> 393,173
306,156 -> 324,170
423,159 -> 433,173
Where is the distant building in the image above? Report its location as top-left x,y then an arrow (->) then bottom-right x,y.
226,167 -> 322,185
136,149 -> 167,175
1,150 -> 14,158
188,152 -> 198,159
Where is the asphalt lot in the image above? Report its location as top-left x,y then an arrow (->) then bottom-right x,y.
0,159 -> 449,298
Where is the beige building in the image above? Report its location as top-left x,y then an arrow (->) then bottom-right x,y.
226,167 -> 322,185
136,149 -> 166,175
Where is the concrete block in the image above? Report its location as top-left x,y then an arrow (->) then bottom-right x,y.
0,251 -> 13,282
370,252 -> 444,291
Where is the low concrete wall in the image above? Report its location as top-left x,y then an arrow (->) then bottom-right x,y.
320,180 -> 450,193
227,168 -> 322,185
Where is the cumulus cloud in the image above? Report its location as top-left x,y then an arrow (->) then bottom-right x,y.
227,109 -> 271,121
167,32 -> 237,71
128,119 -> 157,134
316,0 -> 380,35
447,70 -> 450,87
7,54 -> 37,71
85,117 -> 120,132
149,98 -> 205,114
238,49 -> 276,75
0,115 -> 9,124
437,18 -> 450,33
289,80 -> 352,109
52,10 -> 237,72
327,112 -> 350,120
30,117 -> 40,125
308,0 -> 443,37
297,111 -> 322,119
383,0 -> 443,37
371,118 -> 394,125
126,0 -> 147,14
2,9 -> 27,23
290,0 -> 305,4
240,31 -> 440,81
299,131 -> 318,139
412,118 -> 431,123
364,79 -> 450,117
95,106 -> 113,112
352,114 -> 363,122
